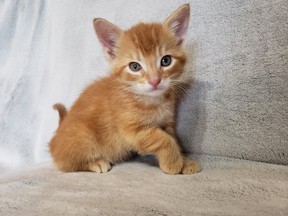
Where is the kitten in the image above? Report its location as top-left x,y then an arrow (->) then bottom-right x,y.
49,4 -> 201,175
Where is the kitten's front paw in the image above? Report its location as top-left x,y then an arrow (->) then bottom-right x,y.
88,159 -> 112,173
181,158 -> 201,175
160,158 -> 184,175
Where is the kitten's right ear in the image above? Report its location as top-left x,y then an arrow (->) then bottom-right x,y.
163,4 -> 190,46
93,18 -> 123,61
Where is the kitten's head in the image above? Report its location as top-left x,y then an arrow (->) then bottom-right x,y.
93,4 -> 190,97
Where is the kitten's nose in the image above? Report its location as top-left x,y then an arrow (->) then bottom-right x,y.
148,78 -> 161,89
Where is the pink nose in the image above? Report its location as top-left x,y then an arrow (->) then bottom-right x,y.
148,78 -> 161,89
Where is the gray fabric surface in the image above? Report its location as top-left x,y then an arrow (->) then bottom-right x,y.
178,0 -> 288,164
0,0 -> 287,171
0,155 -> 287,216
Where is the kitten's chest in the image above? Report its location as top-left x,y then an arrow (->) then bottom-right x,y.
138,100 -> 174,127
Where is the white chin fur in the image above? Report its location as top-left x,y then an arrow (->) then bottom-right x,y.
132,80 -> 170,97
143,88 -> 166,97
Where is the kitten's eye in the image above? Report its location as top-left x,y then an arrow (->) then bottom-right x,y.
129,62 -> 142,72
161,55 -> 172,67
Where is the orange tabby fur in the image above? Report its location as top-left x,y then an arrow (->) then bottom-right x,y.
49,4 -> 201,174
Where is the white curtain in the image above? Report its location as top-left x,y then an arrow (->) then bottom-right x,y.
0,0 -> 189,172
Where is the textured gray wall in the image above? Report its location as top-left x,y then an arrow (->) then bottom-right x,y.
177,0 -> 288,164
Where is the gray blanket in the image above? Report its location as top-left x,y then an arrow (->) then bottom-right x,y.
1,155 -> 287,215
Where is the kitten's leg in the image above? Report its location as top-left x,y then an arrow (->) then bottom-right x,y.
126,127 -> 184,174
162,124 -> 201,174
87,159 -> 112,173
163,123 -> 201,175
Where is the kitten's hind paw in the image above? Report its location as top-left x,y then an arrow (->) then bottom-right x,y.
88,159 -> 112,173
181,159 -> 201,175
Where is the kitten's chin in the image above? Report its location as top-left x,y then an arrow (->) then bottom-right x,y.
137,89 -> 167,104
132,86 -> 168,98
142,89 -> 166,97
132,81 -> 170,98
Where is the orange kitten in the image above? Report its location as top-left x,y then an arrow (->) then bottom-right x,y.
49,4 -> 201,175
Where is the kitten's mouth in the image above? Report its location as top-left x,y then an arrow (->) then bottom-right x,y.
133,87 -> 166,97
132,81 -> 170,97
151,85 -> 163,90
150,87 -> 164,92
145,86 -> 167,96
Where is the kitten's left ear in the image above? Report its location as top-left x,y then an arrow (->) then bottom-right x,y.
163,4 -> 190,46
93,18 -> 123,61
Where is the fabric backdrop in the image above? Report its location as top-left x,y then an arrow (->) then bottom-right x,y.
0,0 -> 287,173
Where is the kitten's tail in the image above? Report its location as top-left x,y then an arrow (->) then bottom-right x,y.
53,103 -> 67,125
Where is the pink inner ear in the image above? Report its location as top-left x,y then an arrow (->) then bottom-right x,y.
165,5 -> 190,44
100,36 -> 116,57
94,19 -> 121,59
170,19 -> 188,44
170,15 -> 189,43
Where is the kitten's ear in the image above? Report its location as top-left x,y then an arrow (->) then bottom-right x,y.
163,4 -> 190,46
93,18 -> 123,61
